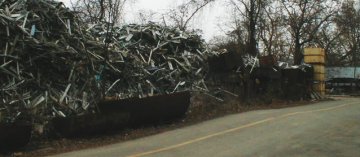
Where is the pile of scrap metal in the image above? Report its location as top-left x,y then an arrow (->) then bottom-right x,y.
207,50 -> 244,94
89,23 -> 210,99
248,56 -> 315,100
207,50 -> 277,97
0,0 -> 102,125
277,63 -> 314,100
207,52 -> 315,100
0,0 -> 211,130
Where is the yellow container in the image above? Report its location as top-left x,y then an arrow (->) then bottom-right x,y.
304,48 -> 326,96
304,48 -> 325,56
313,82 -> 325,96
313,64 -> 325,74
313,82 -> 325,90
304,55 -> 325,64
304,48 -> 325,64
318,90 -> 326,96
314,73 -> 325,81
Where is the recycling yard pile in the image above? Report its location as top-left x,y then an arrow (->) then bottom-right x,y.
0,0 -> 213,127
90,23 -> 210,100
0,0 -> 106,124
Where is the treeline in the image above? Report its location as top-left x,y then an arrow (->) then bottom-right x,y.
211,0 -> 360,66
68,0 -> 360,66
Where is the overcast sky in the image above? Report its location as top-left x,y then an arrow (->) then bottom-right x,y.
59,0 -> 229,41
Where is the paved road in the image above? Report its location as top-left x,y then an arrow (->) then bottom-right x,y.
52,97 -> 360,157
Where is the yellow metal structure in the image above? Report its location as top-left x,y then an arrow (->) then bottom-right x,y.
314,73 -> 325,81
313,82 -> 325,95
304,48 -> 325,56
304,55 -> 325,64
304,48 -> 325,64
312,64 -> 325,74
304,48 -> 326,96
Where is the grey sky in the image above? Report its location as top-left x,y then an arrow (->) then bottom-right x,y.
59,0 -> 229,41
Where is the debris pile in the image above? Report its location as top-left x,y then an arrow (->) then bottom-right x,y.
0,0 -> 105,123
90,23 -> 211,99
0,0 -> 211,124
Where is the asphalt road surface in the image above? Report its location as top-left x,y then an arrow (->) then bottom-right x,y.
51,97 -> 360,157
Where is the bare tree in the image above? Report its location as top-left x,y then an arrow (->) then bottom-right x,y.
165,0 -> 215,30
280,0 -> 338,64
258,3 -> 284,56
333,0 -> 360,66
230,0 -> 267,56
71,0 -> 129,24
312,21 -> 341,66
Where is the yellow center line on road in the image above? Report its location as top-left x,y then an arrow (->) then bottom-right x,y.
279,102 -> 357,118
127,102 -> 359,157
127,118 -> 275,157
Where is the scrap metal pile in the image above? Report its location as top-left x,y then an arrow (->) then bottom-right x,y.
0,0 -> 211,124
89,23 -> 210,99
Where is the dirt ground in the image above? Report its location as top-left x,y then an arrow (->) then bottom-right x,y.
1,93 -> 323,157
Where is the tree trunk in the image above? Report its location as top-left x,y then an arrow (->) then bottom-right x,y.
294,39 -> 302,65
248,29 -> 257,56
247,0 -> 258,56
